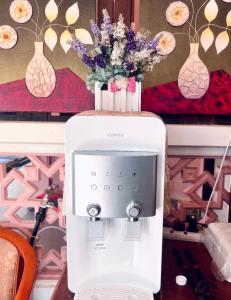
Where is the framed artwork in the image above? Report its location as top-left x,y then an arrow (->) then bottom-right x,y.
0,0 -> 231,122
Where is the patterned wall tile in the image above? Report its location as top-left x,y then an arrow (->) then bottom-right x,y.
0,153 -> 230,280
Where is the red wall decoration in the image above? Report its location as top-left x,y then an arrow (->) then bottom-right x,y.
0,68 -> 94,113
1,68 -> 231,115
142,70 -> 231,115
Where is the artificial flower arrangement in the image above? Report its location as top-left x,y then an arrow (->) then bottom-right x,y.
71,9 -> 165,94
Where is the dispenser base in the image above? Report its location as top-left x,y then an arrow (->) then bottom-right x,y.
74,286 -> 154,300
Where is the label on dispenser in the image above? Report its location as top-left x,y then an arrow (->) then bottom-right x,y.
73,150 -> 157,218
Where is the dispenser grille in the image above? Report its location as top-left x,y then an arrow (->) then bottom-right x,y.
75,286 -> 154,300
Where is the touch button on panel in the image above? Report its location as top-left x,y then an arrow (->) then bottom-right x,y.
118,185 -> 124,191
90,184 -> 97,191
104,185 -> 110,191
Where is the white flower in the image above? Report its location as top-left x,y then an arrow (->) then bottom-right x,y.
136,29 -> 150,42
113,14 -> 126,39
146,55 -> 162,71
111,40 -> 126,65
133,49 -> 151,62
101,30 -> 110,45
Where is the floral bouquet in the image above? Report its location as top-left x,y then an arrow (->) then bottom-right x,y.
71,9 -> 165,93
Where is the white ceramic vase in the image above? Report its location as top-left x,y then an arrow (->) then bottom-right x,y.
178,43 -> 210,99
26,42 -> 56,97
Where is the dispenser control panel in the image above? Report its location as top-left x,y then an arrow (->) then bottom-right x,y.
73,150 -> 157,218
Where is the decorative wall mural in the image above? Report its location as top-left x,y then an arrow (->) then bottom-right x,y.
0,0 -> 93,98
166,1 -> 190,26
155,31 -> 176,55
0,68 -> 94,113
0,25 -> 18,49
142,70 -> 231,115
162,0 -> 231,100
10,0 -> 33,24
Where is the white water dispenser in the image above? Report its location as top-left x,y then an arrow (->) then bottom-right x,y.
65,111 -> 166,300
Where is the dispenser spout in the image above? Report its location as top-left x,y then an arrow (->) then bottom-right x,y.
89,217 -> 101,222
128,217 -> 139,222
88,218 -> 105,240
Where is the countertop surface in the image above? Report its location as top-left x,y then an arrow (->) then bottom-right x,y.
51,238 -> 231,300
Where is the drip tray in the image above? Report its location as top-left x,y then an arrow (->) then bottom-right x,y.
74,286 -> 154,300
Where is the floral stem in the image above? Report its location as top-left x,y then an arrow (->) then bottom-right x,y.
33,0 -> 40,35
186,21 -> 198,43
188,0 -> 195,42
58,0 -> 65,7
194,23 -> 231,40
39,24 -> 75,40
173,32 -> 192,40
30,18 -> 41,35
40,0 -> 65,38
195,0 -> 210,34
40,20 -> 49,38
15,27 -> 38,39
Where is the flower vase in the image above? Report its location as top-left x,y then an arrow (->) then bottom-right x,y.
94,80 -> 141,112
26,42 -> 56,98
178,43 -> 210,99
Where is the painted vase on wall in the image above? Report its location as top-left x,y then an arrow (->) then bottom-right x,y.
178,43 -> 210,99
25,42 -> 56,98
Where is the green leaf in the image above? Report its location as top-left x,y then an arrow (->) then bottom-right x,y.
136,73 -> 144,82
100,69 -> 107,81
113,66 -> 125,75
94,47 -> 102,54
105,70 -> 113,78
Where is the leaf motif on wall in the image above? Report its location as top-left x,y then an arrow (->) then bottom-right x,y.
200,27 -> 214,52
204,0 -> 218,22
45,0 -> 58,22
60,29 -> 72,53
75,29 -> 93,44
226,10 -> 231,27
44,27 -> 57,51
215,31 -> 229,54
66,2 -> 79,25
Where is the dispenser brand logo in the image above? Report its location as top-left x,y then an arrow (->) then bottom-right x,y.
107,133 -> 124,138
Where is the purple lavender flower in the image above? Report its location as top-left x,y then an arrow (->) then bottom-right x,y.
100,45 -> 107,57
109,35 -> 114,46
126,30 -> 135,42
71,38 -> 87,56
102,9 -> 113,34
90,20 -> 101,40
124,61 -> 135,72
148,38 -> 158,49
94,54 -> 106,68
138,37 -> 146,50
127,41 -> 136,51
82,53 -> 95,68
